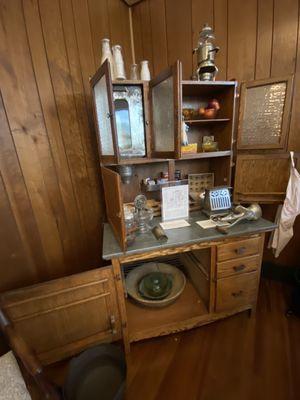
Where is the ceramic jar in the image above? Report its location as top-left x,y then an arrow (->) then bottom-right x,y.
100,38 -> 114,79
112,45 -> 126,80
140,60 -> 151,81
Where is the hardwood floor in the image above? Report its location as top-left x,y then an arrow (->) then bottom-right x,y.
29,279 -> 300,400
125,279 -> 300,400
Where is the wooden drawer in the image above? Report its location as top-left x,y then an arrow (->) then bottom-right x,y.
215,271 -> 258,313
217,255 -> 259,279
217,236 -> 260,262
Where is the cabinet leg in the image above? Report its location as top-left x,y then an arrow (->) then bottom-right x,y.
112,258 -> 131,357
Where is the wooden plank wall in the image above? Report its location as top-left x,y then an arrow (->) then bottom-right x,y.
131,0 -> 300,267
0,0 -> 132,291
132,0 -> 300,151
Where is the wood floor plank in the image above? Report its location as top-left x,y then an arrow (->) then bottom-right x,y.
28,280 -> 300,400
125,280 -> 300,400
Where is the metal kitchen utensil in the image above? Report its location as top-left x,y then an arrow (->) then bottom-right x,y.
215,203 -> 262,234
193,24 -> 219,81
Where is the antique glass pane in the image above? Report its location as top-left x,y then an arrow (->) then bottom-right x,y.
113,85 -> 146,158
241,82 -> 286,146
152,75 -> 175,152
93,75 -> 114,156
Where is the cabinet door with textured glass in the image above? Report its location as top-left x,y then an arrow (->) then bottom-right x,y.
237,76 -> 293,150
149,61 -> 182,158
90,60 -> 119,164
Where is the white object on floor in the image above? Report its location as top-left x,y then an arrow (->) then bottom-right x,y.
196,219 -> 217,229
0,351 -> 31,400
270,151 -> 300,257
160,219 -> 190,230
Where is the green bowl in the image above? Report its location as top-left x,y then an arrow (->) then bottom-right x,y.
138,272 -> 173,300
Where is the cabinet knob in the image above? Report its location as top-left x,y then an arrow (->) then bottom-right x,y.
235,246 -> 246,255
110,315 -> 117,335
232,290 -> 243,297
233,264 -> 246,272
106,112 -> 112,119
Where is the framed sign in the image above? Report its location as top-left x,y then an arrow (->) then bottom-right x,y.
161,184 -> 189,221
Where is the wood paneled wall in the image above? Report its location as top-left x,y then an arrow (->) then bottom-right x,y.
0,0 -> 132,291
132,0 -> 300,151
132,0 -> 300,267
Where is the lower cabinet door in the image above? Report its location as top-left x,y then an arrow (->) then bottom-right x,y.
1,267 -> 121,365
215,271 -> 258,313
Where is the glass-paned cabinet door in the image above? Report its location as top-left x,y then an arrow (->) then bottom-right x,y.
113,84 -> 147,159
150,61 -> 181,158
237,76 -> 293,150
90,60 -> 119,164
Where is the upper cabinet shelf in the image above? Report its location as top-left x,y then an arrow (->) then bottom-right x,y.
180,150 -> 232,160
90,60 -> 237,164
184,118 -> 231,124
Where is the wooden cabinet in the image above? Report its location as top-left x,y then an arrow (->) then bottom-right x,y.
1,267 -> 121,365
92,61 -> 237,249
1,231 -> 269,360
217,236 -> 260,262
215,235 -> 262,313
234,75 -> 297,203
215,271 -> 259,313
90,60 -> 236,163
233,153 -> 296,203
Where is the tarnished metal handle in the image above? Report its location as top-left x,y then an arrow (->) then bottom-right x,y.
232,290 -> 243,297
235,246 -> 246,255
110,315 -> 117,335
233,264 -> 246,272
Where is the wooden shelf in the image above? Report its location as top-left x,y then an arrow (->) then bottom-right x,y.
142,179 -> 188,192
126,280 -> 208,342
107,158 -> 168,166
180,150 -> 232,160
184,118 -> 230,124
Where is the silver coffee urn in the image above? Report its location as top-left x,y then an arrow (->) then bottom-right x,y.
193,24 -> 219,81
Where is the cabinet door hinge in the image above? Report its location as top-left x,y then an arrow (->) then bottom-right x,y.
115,273 -> 121,281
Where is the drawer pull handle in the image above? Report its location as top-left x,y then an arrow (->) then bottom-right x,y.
232,290 -> 243,297
235,246 -> 246,255
110,315 -> 117,335
233,264 -> 246,272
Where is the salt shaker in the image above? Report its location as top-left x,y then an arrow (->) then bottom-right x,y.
130,63 -> 139,80
140,60 -> 151,81
112,45 -> 126,80
100,38 -> 114,79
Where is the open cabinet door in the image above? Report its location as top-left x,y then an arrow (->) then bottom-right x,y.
149,60 -> 182,158
102,166 -> 126,251
233,153 -> 299,203
90,60 -> 120,164
237,75 -> 293,150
